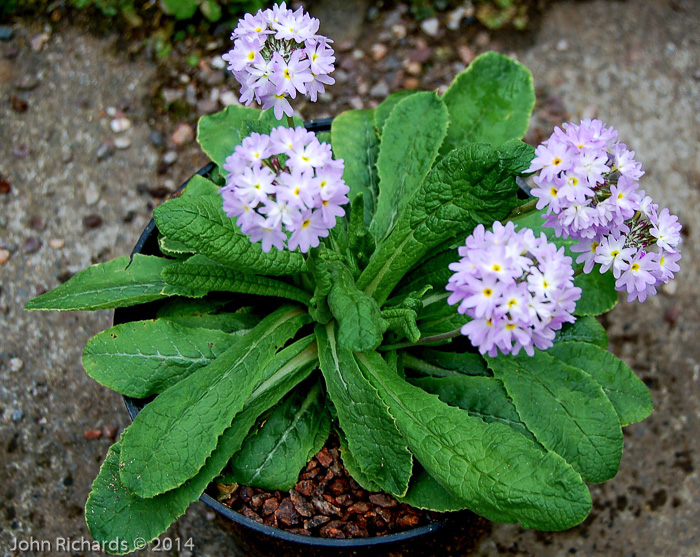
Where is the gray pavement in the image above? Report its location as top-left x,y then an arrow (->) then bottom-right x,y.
1,1 -> 699,555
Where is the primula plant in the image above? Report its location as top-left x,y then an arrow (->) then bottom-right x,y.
27,3 -> 680,553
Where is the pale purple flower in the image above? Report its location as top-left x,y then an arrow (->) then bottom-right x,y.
220,126 -> 347,253
223,4 -> 334,117
528,120 -> 682,303
447,222 -> 581,357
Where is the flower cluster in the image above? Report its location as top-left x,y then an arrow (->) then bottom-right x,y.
219,126 -> 349,253
222,2 -> 335,120
446,221 -> 581,357
528,119 -> 682,302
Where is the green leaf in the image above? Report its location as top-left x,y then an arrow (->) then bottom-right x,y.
374,90 -> 419,137
414,348 -> 488,376
336,429 -> 381,492
160,0 -> 198,19
25,255 -> 204,311
415,292 -> 469,337
316,322 -> 413,496
330,109 -> 380,228
441,51 -> 535,154
411,376 -> 537,443
162,261 -> 312,305
163,312 -> 259,334
155,297 -> 229,317
574,270 -> 619,316
357,140 -> 533,305
82,320 -> 236,398
554,316 -> 608,348
158,234 -> 194,258
397,467 -> 464,512
511,208 -> 577,256
226,381 -> 330,490
86,337 -> 318,555
395,248 -> 459,296
181,175 -> 220,198
326,261 -> 385,352
197,105 -> 261,169
486,351 -> 623,483
371,92 -> 449,241
356,350 -> 591,530
199,0 -> 222,22
548,342 -> 653,427
119,305 -> 311,498
154,196 -> 305,275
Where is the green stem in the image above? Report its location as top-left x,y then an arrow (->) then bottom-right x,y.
286,115 -> 295,128
378,327 -> 463,351
505,197 -> 539,221
402,354 -> 463,378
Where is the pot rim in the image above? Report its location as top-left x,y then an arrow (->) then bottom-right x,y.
116,117 -> 454,548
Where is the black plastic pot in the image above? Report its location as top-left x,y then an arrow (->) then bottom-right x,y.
114,119 -> 490,556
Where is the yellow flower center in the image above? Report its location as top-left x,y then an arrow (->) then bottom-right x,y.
553,157 -> 562,166
248,51 -> 255,61
302,219 -> 311,229
492,264 -> 501,272
631,263 -> 640,272
483,288 -> 493,297
591,241 -> 599,253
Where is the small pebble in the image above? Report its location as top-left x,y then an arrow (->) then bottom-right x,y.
3,46 -> 18,59
61,145 -> 73,163
391,24 -> 407,40
49,239 -> 65,249
28,215 -> 45,231
163,151 -> 178,165
370,43 -> 388,61
84,429 -> 103,440
114,136 -> 132,149
30,33 -> 50,52
446,6 -> 466,30
404,60 -> 422,76
475,31 -> 490,48
556,39 -> 569,51
9,358 -> 24,372
149,130 -> 165,148
0,26 -> 13,41
110,117 -> 132,133
210,56 -> 226,69
349,97 -> 363,110
458,45 -> 476,64
662,280 -> 677,296
22,237 -> 42,254
197,98 -> 218,114
13,143 -> 29,157
85,184 -> 100,206
15,75 -> 39,91
369,81 -> 390,98
11,409 -> 23,422
162,88 -> 184,104
171,123 -> 195,146
96,141 -> 116,161
664,304 -> 681,325
0,249 -> 10,265
0,180 -> 10,194
420,17 -> 440,37
10,96 -> 28,113
403,76 -> 420,90
220,91 -> 240,106
83,214 -> 103,229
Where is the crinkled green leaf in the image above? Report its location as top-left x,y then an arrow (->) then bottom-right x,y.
197,105 -> 261,169
416,292 -> 469,337
326,261 -> 385,352
316,322 -> 413,496
154,196 -> 305,275
411,376 -> 537,443
86,338 -> 318,555
356,350 -> 591,530
163,312 -> 258,334
162,261 -> 312,305
574,270 -> 619,316
181,175 -> 220,198
119,305 -> 310,498
395,249 -> 459,296
357,140 -> 533,305
397,467 -> 464,512
25,255 -> 204,311
330,109 -> 379,228
487,351 -> 623,483
374,90 -> 419,137
158,234 -> 195,258
336,429 -> 381,492
554,316 -> 608,348
548,342 -> 653,427
226,381 -> 330,490
414,348 -> 488,376
371,92 -> 449,241
441,51 -> 535,154
160,0 -> 198,19
82,320 -> 236,398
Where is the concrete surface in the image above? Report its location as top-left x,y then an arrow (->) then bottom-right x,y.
1,0 -> 699,555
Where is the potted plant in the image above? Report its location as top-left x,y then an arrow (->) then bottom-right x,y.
26,2 -> 681,554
